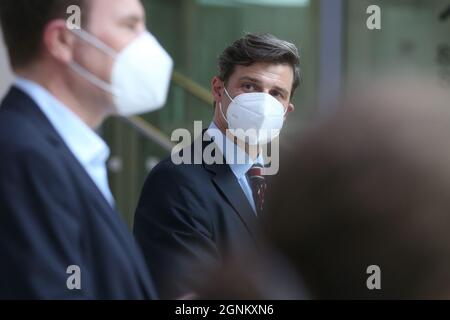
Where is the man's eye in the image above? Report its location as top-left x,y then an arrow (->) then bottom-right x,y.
243,83 -> 255,91
122,21 -> 139,31
271,91 -> 283,98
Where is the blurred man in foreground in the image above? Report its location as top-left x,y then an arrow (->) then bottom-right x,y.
0,0 -> 172,299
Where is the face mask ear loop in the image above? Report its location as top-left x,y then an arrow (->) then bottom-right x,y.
223,87 -> 234,103
69,29 -> 117,94
69,61 -> 114,93
219,102 -> 230,125
71,29 -> 117,58
219,87 -> 235,125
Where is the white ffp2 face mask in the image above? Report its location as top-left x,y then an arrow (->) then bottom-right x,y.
220,88 -> 286,145
70,30 -> 174,116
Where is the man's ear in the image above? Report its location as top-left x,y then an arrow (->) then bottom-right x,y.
285,102 -> 295,120
211,76 -> 224,107
43,20 -> 76,65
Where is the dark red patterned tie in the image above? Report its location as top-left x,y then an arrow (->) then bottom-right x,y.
246,164 -> 267,216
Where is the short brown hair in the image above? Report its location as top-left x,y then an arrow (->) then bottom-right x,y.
0,0 -> 87,69
218,33 -> 301,99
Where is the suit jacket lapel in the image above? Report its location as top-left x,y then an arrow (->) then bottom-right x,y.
212,165 -> 260,246
200,132 -> 261,247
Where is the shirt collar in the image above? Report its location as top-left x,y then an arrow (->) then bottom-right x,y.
14,77 -> 110,166
206,122 -> 264,179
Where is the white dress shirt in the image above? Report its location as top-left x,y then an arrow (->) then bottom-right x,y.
206,122 -> 264,214
14,77 -> 114,206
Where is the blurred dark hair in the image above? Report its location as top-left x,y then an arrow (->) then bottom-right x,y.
0,0 -> 88,69
266,78 -> 450,299
218,33 -> 301,99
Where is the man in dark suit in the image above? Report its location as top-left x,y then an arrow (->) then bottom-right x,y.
134,33 -> 301,299
0,0 -> 171,299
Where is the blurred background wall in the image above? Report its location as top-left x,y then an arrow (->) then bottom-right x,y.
1,0 -> 449,227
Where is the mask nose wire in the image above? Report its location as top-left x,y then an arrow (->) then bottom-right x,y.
220,86 -> 288,121
226,87 -> 288,114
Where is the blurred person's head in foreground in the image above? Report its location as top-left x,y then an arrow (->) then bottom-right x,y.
266,77 -> 450,299
0,0 -> 173,128
193,252 -> 308,300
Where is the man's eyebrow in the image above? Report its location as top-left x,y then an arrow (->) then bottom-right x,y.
238,76 -> 262,84
239,76 -> 290,96
119,14 -> 145,24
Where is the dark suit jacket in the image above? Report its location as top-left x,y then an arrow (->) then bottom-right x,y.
0,87 -> 157,299
134,132 -> 264,299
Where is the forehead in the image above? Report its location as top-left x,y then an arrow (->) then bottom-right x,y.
229,62 -> 294,91
88,0 -> 145,23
